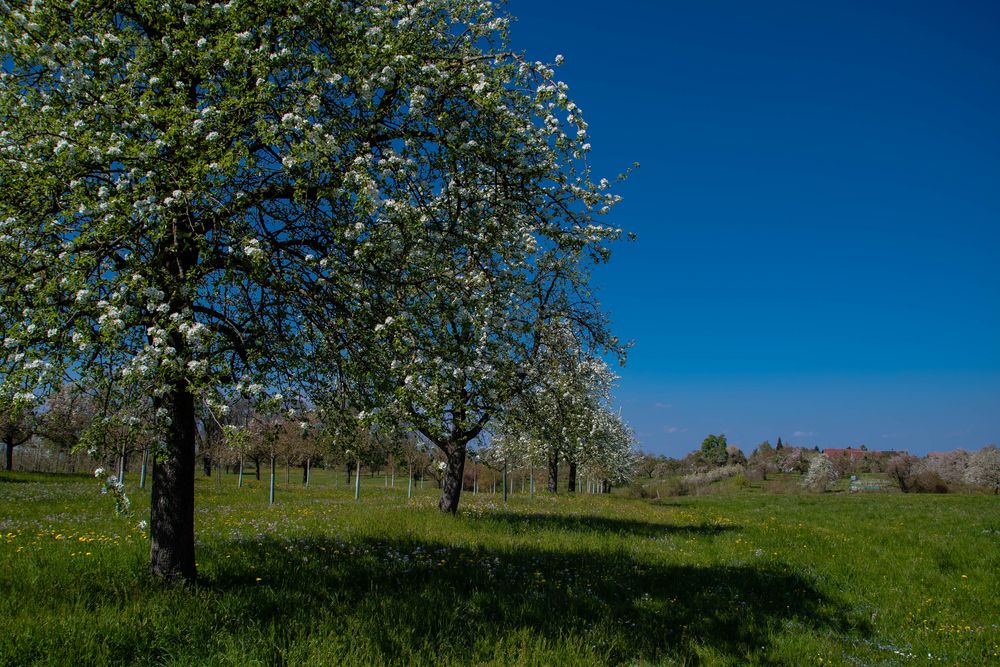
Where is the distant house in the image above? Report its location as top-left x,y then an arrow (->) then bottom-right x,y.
822,447 -> 868,461
822,447 -> 904,461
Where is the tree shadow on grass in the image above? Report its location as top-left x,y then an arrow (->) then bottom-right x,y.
191,534 -> 867,665
476,511 -> 738,539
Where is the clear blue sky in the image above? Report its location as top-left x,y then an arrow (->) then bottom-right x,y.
507,0 -> 1000,457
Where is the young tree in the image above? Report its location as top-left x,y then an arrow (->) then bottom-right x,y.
0,395 -> 36,471
36,384 -> 98,472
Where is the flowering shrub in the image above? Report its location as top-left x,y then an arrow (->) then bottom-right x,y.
94,467 -> 131,515
802,455 -> 838,492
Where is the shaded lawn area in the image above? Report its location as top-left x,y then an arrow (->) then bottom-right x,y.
1,471 -> 996,665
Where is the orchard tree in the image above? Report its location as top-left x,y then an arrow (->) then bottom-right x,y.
1,0 -> 625,578
802,454 -> 838,492
494,321 -> 634,494
326,46 -> 630,511
964,445 -> 1000,494
37,384 -> 98,472
699,434 -> 729,468
0,395 -> 36,470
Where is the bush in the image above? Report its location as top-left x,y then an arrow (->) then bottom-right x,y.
906,470 -> 949,494
659,477 -> 692,497
681,464 -> 744,488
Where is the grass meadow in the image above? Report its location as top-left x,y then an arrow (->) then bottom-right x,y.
1,469 -> 997,666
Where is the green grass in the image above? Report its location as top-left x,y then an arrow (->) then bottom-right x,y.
1,469 -> 997,665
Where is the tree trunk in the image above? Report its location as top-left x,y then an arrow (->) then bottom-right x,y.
139,447 -> 148,489
439,442 -> 468,514
203,455 -> 212,477
346,462 -> 353,485
568,461 -> 577,493
303,459 -> 309,486
4,441 -> 12,471
149,383 -> 197,582
269,455 -> 276,505
547,454 -> 558,493
253,456 -> 261,481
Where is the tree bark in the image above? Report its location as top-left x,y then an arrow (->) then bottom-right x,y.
253,456 -> 261,481
4,441 -> 12,471
438,442 -> 467,514
568,461 -> 577,493
149,382 -> 197,582
547,454 -> 558,493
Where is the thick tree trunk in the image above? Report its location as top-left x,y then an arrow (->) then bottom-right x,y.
4,441 -> 12,471
547,454 -> 558,493
149,383 -> 197,582
439,443 -> 467,514
568,461 -> 577,493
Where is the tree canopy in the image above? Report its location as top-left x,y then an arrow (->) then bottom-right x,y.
0,0 -> 630,580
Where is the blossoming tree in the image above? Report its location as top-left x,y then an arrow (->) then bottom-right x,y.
488,321 -> 636,494
1,0 -> 626,578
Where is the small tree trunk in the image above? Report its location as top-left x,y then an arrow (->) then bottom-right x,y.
4,441 -> 12,471
438,442 -> 468,514
139,447 -> 148,490
149,382 -> 197,582
547,454 -> 558,493
568,462 -> 577,493
253,456 -> 261,481
407,464 -> 413,499
346,462 -> 352,485
238,456 -> 244,488
203,456 -> 212,477
303,459 -> 310,486
354,459 -> 361,501
285,458 -> 289,487
502,460 -> 508,503
269,455 -> 276,505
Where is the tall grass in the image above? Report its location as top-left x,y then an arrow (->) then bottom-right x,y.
1,469 -> 997,665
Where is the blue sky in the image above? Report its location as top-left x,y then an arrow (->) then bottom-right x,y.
507,0 -> 1000,457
